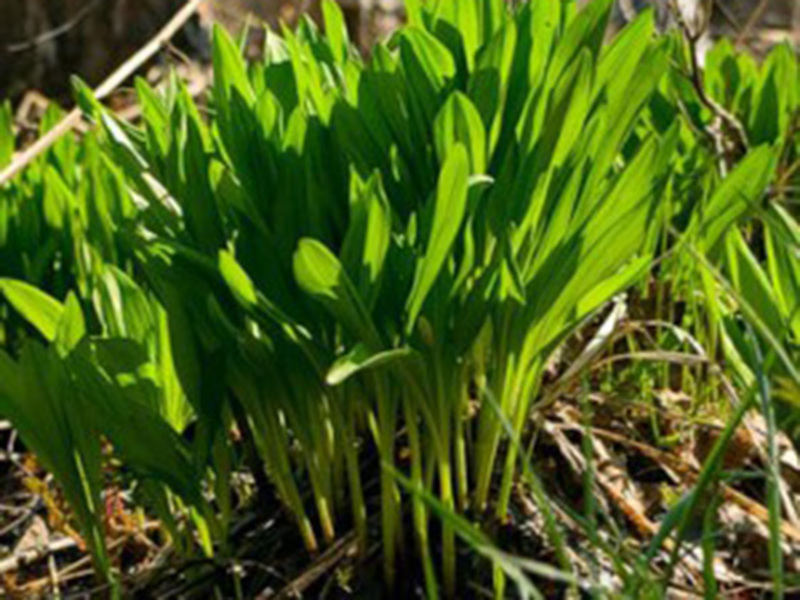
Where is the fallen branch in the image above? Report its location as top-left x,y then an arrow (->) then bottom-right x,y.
269,532 -> 360,600
555,421 -> 800,544
0,536 -> 77,576
6,0 -> 103,54
0,0 -> 206,188
735,0 -> 770,48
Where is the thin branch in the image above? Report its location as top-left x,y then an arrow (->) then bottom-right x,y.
0,536 -> 77,576
0,0 -> 207,189
736,0 -> 770,47
6,0 -> 103,53
712,0 -> 742,34
273,532 -> 359,599
669,0 -> 749,175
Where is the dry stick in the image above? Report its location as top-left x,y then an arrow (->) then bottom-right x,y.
735,0 -> 770,47
270,532 -> 360,600
6,0 -> 103,53
542,420 -> 709,592
0,0 -> 206,188
0,537 -> 77,576
556,423 -> 800,543
669,0 -> 748,175
712,0 -> 742,34
19,528 -> 156,594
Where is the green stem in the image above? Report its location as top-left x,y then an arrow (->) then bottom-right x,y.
328,398 -> 347,512
266,408 -> 319,553
438,455 -> 456,598
434,356 -> 455,598
455,405 -> 469,513
496,372 -> 539,520
473,359 -> 515,512
403,392 -> 438,599
373,376 -> 400,587
335,390 -> 368,553
309,468 -> 336,544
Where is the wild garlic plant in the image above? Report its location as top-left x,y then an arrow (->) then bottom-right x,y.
0,0 -> 797,597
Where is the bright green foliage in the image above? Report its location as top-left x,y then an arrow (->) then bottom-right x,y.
82,2 -> 673,592
0,342 -> 110,583
0,0 -> 798,597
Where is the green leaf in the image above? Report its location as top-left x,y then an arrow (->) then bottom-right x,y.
294,238 -> 379,346
725,230 -> 784,343
0,344 -> 111,581
689,145 -> 776,255
219,250 -> 258,308
326,344 -> 414,385
406,144 -> 470,332
71,344 -> 207,509
322,0 -> 349,65
94,267 -> 155,343
0,101 -> 13,168
0,279 -> 64,342
399,26 -> 457,92
549,0 -> 613,82
431,0 -> 481,71
213,24 -> 256,107
340,171 -> 393,309
434,92 -> 487,173
55,292 -> 87,355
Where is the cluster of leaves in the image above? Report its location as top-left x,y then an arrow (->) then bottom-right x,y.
657,33 -> 800,424
0,0 -> 798,597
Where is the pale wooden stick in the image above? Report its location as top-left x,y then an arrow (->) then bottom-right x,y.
0,537 -> 76,575
0,0 -> 206,188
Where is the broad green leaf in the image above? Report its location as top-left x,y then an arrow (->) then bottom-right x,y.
406,144 -> 470,332
55,292 -> 87,355
213,24 -> 256,107
94,267 -> 154,342
399,26 -> 457,90
0,279 -> 64,341
434,92 -> 487,173
0,344 -> 110,581
431,0 -> 481,71
549,0 -> 612,83
725,230 -> 784,342
688,146 -> 776,255
322,0 -> 349,65
71,345 -> 207,509
294,238 -> 379,346
340,171 -> 393,308
468,18 -> 516,153
219,250 -> 258,308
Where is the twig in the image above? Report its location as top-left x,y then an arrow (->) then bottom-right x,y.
6,0 -> 103,53
712,0 -> 742,35
47,553 -> 60,597
0,0 -> 206,188
617,0 -> 638,23
20,531 -> 142,594
0,536 -> 77,575
669,0 -> 749,175
0,496 -> 39,537
594,350 -> 709,368
555,422 -> 800,543
735,0 -> 770,47
269,532 -> 359,600
18,522 -> 161,594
